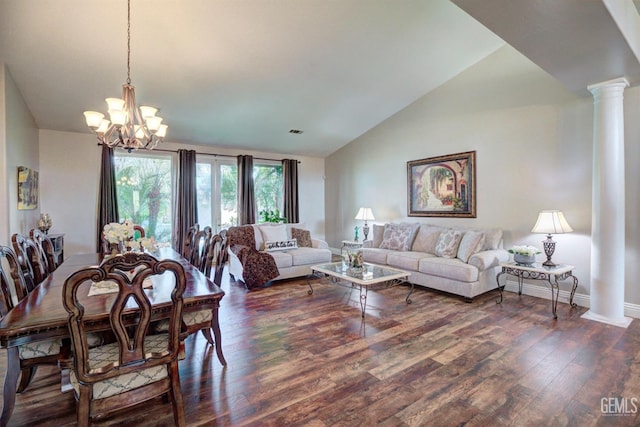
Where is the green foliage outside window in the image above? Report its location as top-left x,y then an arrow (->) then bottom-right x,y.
114,154 -> 172,242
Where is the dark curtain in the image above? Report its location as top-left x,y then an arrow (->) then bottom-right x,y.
96,145 -> 119,252
173,149 -> 198,251
282,159 -> 299,223
237,155 -> 255,225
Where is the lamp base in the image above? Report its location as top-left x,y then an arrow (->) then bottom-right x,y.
363,223 -> 370,241
542,234 -> 556,267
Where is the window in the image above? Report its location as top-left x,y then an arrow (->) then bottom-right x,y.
114,153 -> 173,242
196,158 -> 283,229
254,163 -> 283,221
196,158 -> 237,232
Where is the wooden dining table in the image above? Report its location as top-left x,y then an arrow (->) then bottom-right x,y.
0,247 -> 226,426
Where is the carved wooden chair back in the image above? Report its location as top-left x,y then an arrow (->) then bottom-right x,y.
132,224 -> 146,240
62,252 -> 186,426
0,245 -> 65,397
182,223 -> 199,262
11,234 -> 47,290
204,230 -> 227,286
191,226 -> 212,270
29,229 -> 58,274
9,234 -> 37,294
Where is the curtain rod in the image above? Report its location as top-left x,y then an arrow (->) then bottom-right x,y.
109,144 -> 300,163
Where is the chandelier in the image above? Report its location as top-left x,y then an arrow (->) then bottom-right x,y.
83,0 -> 167,152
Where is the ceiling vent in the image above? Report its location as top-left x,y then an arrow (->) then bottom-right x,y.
289,129 -> 304,134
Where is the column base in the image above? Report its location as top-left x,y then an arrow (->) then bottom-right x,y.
581,310 -> 632,328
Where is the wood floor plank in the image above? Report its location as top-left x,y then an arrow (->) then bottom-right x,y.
2,270 -> 640,426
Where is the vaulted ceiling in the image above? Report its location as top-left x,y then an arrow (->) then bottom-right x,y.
1,0 -> 639,157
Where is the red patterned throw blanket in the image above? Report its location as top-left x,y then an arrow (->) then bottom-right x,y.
227,225 -> 279,289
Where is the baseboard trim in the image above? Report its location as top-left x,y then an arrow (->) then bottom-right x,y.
504,279 -> 640,319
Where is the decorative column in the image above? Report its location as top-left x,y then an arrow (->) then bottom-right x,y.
582,77 -> 631,327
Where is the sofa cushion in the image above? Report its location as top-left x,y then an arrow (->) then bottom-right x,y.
372,224 -> 384,248
456,231 -> 485,263
362,248 -> 393,265
434,229 -> 463,258
481,228 -> 503,250
259,224 -> 288,249
269,251 -> 293,269
387,251 -> 435,271
418,257 -> 479,283
411,225 -> 444,254
289,247 -> 332,266
291,227 -> 312,247
379,223 -> 419,251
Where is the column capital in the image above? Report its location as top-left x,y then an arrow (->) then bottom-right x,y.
587,77 -> 629,95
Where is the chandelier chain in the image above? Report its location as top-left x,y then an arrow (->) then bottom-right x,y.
127,0 -> 131,85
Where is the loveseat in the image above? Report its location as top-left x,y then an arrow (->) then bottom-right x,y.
362,223 -> 509,301
226,223 -> 332,289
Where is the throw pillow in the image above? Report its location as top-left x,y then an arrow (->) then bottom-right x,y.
291,227 -> 312,247
456,231 -> 485,263
264,239 -> 298,252
434,229 -> 463,258
481,228 -> 503,250
259,224 -> 288,249
372,224 -> 385,248
411,225 -> 443,254
379,223 -> 420,252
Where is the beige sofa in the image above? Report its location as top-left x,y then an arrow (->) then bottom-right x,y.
362,223 -> 509,301
227,223 -> 332,287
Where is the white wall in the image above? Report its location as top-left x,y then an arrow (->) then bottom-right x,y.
326,45 -> 608,303
38,131 -> 326,258
0,65 -> 40,245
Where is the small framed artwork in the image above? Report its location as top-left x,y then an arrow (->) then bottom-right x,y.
17,166 -> 39,210
407,151 -> 476,218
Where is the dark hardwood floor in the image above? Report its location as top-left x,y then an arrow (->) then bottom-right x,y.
2,270 -> 640,426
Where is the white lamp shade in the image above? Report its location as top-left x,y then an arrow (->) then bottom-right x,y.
83,111 -> 104,128
156,124 -> 168,138
109,109 -> 126,126
96,119 -> 111,134
145,116 -> 163,132
105,97 -> 125,111
140,105 -> 158,118
355,207 -> 375,221
531,210 -> 573,234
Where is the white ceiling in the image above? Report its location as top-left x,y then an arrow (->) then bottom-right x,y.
1,0 -> 639,158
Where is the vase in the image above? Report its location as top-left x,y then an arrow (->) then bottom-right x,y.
514,253 -> 535,265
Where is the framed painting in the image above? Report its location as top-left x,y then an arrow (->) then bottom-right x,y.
407,151 -> 476,218
17,166 -> 39,210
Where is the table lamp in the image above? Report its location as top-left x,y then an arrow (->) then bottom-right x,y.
531,210 -> 573,267
355,207 -> 375,241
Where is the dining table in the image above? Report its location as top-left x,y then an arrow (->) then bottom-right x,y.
0,247 -> 226,427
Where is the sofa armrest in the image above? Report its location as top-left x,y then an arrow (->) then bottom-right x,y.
312,239 -> 329,249
468,249 -> 510,271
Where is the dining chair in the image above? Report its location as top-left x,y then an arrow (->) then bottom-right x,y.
154,229 -> 223,349
30,229 -> 59,274
11,233 -> 47,291
191,226 -> 212,270
0,246 -> 65,397
62,252 -> 186,427
182,223 -> 199,262
204,230 -> 228,286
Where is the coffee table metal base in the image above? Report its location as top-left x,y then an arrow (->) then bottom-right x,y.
307,263 -> 412,318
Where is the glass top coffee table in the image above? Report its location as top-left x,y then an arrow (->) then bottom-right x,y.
308,262 -> 413,318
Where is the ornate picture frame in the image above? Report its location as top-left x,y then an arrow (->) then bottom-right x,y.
407,151 -> 476,218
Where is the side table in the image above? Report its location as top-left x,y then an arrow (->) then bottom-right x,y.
341,240 -> 363,257
496,262 -> 578,319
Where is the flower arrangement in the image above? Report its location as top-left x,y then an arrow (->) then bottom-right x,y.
103,221 -> 135,245
508,245 -> 541,256
103,221 -> 158,253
